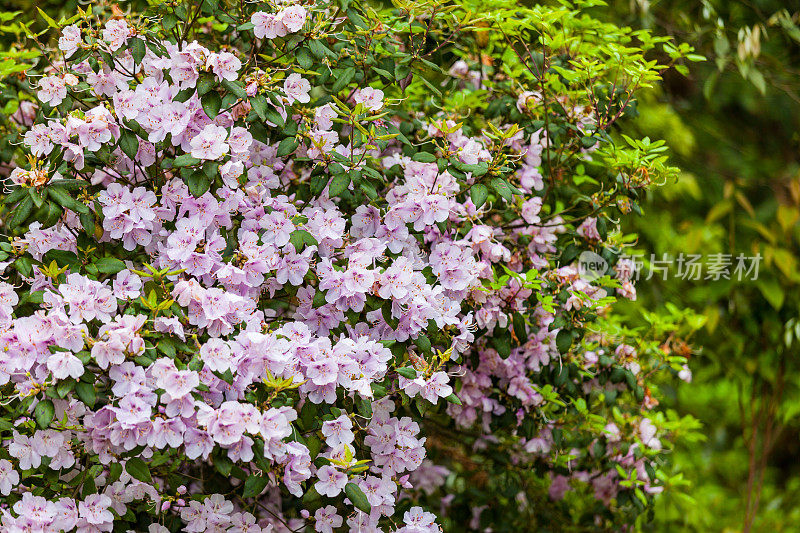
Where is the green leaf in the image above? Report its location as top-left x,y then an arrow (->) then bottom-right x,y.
96,257 -> 126,274
8,195 -> 33,229
28,188 -> 44,208
34,399 -> 54,429
312,290 -> 327,308
214,455 -> 233,476
296,48 -> 313,70
129,37 -> 146,64
308,39 -> 328,59
493,332 -> 511,358
332,67 -> 356,93
264,107 -> 285,127
412,152 -> 436,163
47,187 -> 89,214
163,14 -> 178,31
56,378 -> 75,398
222,79 -> 248,99
490,178 -> 513,202
48,179 -> 88,190
413,333 -> 432,354
37,7 -> 57,27
119,130 -> 140,160
512,312 -> 527,343
243,475 -> 269,498
197,75 -> 216,96
4,187 -> 26,205
345,482 -> 371,514
173,154 -> 201,167
75,382 -> 96,408
251,95 -> 268,121
444,392 -> 462,405
289,229 -> 318,252
202,91 -> 222,119
397,367 -> 417,379
277,137 -> 299,157
757,277 -> 784,310
328,174 -> 351,197
556,329 -> 573,354
125,457 -> 152,483
470,184 -> 489,208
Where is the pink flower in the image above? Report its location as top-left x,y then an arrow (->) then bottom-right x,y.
399,506 -> 439,532
314,104 -> 338,130
200,338 -> 235,372
9,432 -> 41,470
59,25 -> 82,57
401,371 -> 453,403
207,51 -> 241,82
109,361 -> 146,396
251,11 -> 287,39
24,123 -> 54,157
113,395 -> 151,427
78,494 -> 114,525
113,269 -> 142,300
228,126 -> 253,154
321,415 -> 354,447
354,87 -> 384,111
102,19 -> 131,51
577,216 -> 601,241
190,124 -> 230,160
314,465 -> 347,497
314,505 -> 343,533
280,5 -> 307,33
154,316 -> 186,341
283,73 -> 310,105
0,459 -> 19,496
47,350 -> 84,380
38,76 -> 67,106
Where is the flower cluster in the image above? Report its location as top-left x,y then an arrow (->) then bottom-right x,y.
0,1 -> 693,531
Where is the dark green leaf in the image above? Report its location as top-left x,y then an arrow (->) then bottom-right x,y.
397,367 -> 417,379
129,37 -> 146,64
243,475 -> 269,498
75,382 -> 96,408
412,152 -> 436,163
413,333 -> 432,354
119,130 -> 140,160
8,195 -> 33,229
251,95 -> 268,121
332,68 -> 356,93
444,392 -> 462,405
96,257 -> 126,274
125,457 -> 152,483
490,178 -> 513,202
277,137 -> 299,157
345,482 -> 371,514
470,184 -> 489,208
173,154 -> 201,167
556,329 -> 573,354
328,174 -> 351,197
34,399 -> 54,429
202,91 -> 222,119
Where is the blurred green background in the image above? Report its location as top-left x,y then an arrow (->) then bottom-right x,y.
3,0 -> 800,530
607,1 -> 800,531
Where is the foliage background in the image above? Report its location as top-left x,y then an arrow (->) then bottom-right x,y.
1,0 -> 799,531
605,0 -> 800,531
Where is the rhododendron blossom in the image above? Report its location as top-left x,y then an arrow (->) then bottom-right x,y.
0,1 -> 694,532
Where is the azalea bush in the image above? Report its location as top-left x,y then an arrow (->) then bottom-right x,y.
0,0 -> 702,531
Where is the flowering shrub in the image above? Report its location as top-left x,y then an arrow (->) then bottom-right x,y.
0,0 -> 702,531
